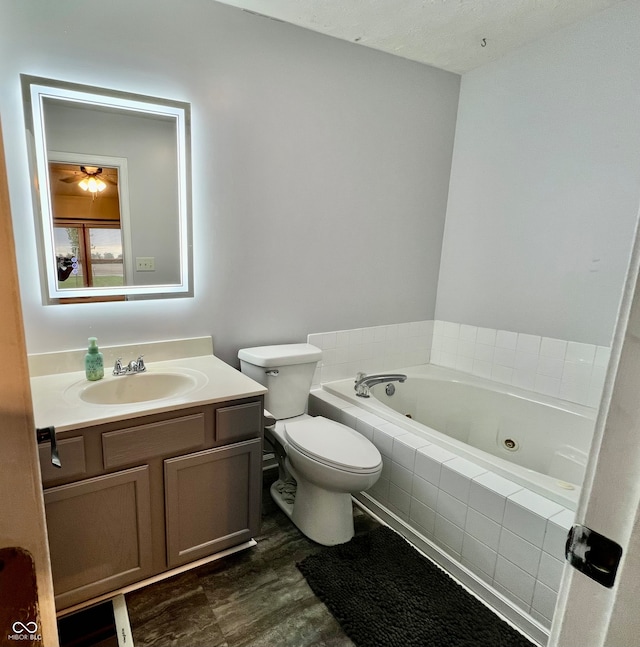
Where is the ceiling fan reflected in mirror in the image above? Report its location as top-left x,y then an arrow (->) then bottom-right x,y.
58,165 -> 117,193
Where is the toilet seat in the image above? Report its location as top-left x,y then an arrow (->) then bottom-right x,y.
284,417 -> 382,474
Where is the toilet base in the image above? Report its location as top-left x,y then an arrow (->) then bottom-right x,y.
271,470 -> 355,546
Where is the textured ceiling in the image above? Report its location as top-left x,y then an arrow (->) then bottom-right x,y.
213,0 -> 624,73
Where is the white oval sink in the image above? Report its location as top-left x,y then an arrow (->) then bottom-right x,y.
78,371 -> 200,405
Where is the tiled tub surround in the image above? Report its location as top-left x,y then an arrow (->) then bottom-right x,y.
430,321 -> 611,409
309,385 -> 578,644
307,320 -> 610,409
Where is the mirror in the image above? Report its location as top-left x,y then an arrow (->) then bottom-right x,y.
21,75 -> 192,303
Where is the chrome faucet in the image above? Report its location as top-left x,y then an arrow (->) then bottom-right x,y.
113,356 -> 146,376
354,372 -> 407,398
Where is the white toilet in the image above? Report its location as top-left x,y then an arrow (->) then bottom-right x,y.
238,343 -> 382,546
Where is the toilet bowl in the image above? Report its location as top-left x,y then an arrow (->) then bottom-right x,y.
238,343 -> 382,545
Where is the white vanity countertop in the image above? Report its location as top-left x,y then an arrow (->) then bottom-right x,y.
31,354 -> 267,432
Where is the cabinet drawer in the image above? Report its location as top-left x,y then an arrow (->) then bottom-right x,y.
39,437 -> 86,484
102,413 -> 205,469
215,401 -> 262,444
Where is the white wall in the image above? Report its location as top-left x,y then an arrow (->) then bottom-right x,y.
436,0 -> 640,347
0,0 -> 459,366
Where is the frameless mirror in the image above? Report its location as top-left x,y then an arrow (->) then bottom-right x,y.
21,75 -> 192,303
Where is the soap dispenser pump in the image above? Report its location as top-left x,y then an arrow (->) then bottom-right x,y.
85,337 -> 104,381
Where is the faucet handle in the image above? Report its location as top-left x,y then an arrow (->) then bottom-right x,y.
113,358 -> 124,375
355,371 -> 367,383
136,356 -> 146,372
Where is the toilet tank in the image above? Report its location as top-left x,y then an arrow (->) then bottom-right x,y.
238,344 -> 322,419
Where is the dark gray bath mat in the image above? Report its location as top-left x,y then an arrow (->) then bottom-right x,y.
297,525 -> 534,647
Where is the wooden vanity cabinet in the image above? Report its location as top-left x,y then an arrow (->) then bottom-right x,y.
39,396 -> 263,610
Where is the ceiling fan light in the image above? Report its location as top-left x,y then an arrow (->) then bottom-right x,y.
78,178 -> 89,191
95,178 -> 107,192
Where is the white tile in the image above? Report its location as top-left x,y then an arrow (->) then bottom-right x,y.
336,330 -> 350,347
433,320 -> 444,336
459,324 -> 478,342
517,334 -> 541,355
559,381 -> 589,406
354,419 -> 374,441
410,498 -> 436,535
476,327 -> 497,346
512,370 -> 536,391
373,326 -> 387,343
388,483 -> 411,515
415,445 -> 456,486
457,340 -> 476,358
348,328 -> 363,346
465,507 -> 501,550
537,356 -> 564,379
380,458 -> 392,480
491,364 -> 513,385
531,581 -> 558,622
514,350 -> 538,373
504,491 -> 564,547
562,360 -> 593,385
390,462 -> 413,493
442,321 -> 460,338
412,475 -> 439,509
455,355 -> 474,373
308,333 -> 323,349
369,476 -> 389,502
510,489 -> 566,519
392,433 -> 430,470
494,557 -> 535,606
498,528 -> 542,576
496,330 -> 518,350
534,374 -> 561,397
473,472 -> 523,498
372,424 -> 404,456
440,457 -> 486,502
538,551 -> 565,592
540,337 -> 567,360
594,346 -> 611,367
339,407 -> 360,428
493,346 -> 515,368
434,514 -> 464,554
322,332 -> 338,349
474,343 -> 495,362
566,342 -> 596,364
468,475 -> 520,524
472,359 -> 493,379
441,336 -> 459,355
543,509 -> 575,559
361,327 -> 375,344
436,490 -> 468,528
462,534 -> 497,578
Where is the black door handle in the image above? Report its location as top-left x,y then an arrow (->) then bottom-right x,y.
36,426 -> 61,469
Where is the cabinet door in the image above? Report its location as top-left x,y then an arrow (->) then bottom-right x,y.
164,438 -> 262,568
44,465 -> 153,609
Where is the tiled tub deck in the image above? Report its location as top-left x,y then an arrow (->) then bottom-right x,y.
309,388 -> 575,645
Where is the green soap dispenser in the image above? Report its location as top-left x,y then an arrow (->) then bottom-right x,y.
85,337 -> 104,381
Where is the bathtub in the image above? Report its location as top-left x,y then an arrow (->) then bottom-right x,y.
321,364 -> 596,509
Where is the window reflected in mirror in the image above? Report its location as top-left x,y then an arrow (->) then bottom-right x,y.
50,162 -> 125,290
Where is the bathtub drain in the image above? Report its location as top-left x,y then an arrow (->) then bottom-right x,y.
503,438 -> 519,451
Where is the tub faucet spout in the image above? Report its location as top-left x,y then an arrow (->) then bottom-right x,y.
354,372 -> 407,398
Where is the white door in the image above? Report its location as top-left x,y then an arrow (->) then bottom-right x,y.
550,216 -> 640,647
0,120 -> 59,645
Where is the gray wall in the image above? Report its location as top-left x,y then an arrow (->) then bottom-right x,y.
0,0 -> 460,365
435,0 -> 640,347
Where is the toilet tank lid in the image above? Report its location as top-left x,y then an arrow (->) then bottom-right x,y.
238,343 -> 322,367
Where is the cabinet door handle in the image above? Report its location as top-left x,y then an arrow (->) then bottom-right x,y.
36,426 -> 62,468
